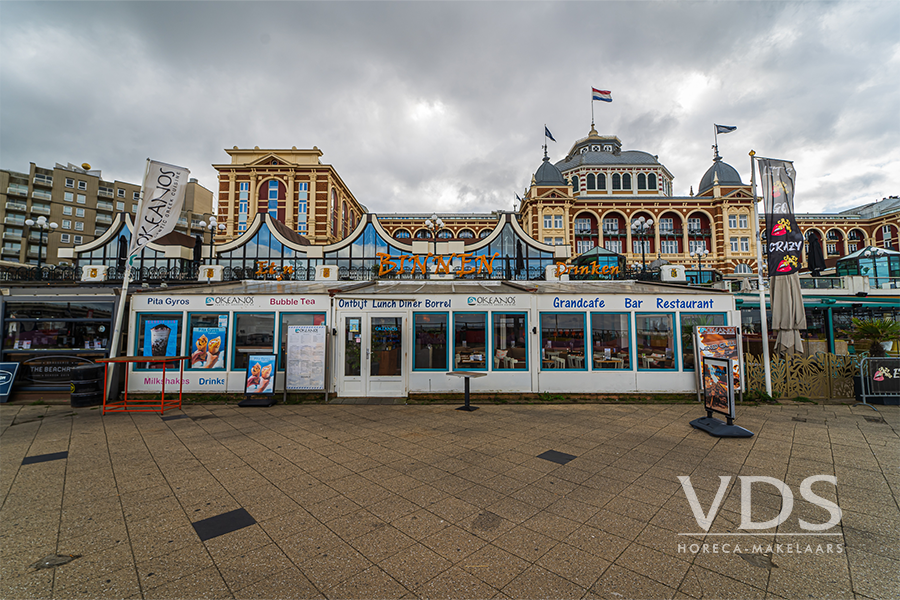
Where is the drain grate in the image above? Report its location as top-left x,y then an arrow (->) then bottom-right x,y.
537,450 -> 577,465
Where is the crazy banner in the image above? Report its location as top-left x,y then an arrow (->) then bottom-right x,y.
758,158 -> 803,276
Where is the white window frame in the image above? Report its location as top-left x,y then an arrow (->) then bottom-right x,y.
60,234 -> 71,244
76,208 -> 85,218
740,237 -> 750,252
63,206 -> 73,216
553,215 -> 563,229
728,214 -> 737,228
116,201 -> 125,211
65,178 -> 74,188
730,237 -> 738,251
73,235 -> 83,244
660,240 -> 677,254
62,220 -> 72,229
603,218 -> 619,232
604,240 -> 622,253
77,180 -> 87,190
74,221 -> 84,231
543,215 -> 552,229
117,189 -> 125,198
739,214 -> 748,228
64,192 -> 74,202
659,218 -> 674,232
76,194 -> 86,204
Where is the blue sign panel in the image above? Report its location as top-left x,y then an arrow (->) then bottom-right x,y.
0,362 -> 20,403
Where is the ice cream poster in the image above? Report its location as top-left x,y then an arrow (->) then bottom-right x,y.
245,354 -> 276,395
143,320 -> 179,358
189,327 -> 226,370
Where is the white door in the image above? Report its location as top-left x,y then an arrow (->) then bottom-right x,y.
339,313 -> 407,397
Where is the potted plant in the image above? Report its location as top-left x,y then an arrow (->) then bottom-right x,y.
851,317 -> 900,358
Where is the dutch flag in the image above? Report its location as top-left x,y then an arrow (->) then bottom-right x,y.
592,88 -> 612,102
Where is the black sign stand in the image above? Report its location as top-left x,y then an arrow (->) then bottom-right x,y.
690,357 -> 753,438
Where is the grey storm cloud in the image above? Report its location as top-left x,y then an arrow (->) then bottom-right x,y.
1,1 -> 897,215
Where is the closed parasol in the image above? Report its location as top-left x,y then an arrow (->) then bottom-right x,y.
770,272 -> 807,354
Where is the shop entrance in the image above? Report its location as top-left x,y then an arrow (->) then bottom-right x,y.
339,313 -> 407,397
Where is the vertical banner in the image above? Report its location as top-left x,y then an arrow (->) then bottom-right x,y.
758,158 -> 803,276
129,160 -> 191,257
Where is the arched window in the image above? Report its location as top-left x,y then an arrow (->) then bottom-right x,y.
571,176 -> 579,192
637,174 -> 646,190
587,174 -> 596,190
331,189 -> 338,236
478,230 -> 491,239
622,174 -> 632,190
648,173 -> 657,189
394,229 -> 411,239
437,229 -> 452,239
598,173 -> 606,189
734,264 -> 752,274
458,229 -> 475,239
612,174 -> 621,190
415,229 -> 432,239
342,201 -> 348,238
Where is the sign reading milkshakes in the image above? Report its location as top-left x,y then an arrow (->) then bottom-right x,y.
129,160 -> 191,257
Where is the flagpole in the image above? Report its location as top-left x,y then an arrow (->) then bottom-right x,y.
591,94 -> 595,127
749,150 -> 773,397
105,158 -> 150,401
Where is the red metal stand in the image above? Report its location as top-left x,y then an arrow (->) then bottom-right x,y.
97,356 -> 188,415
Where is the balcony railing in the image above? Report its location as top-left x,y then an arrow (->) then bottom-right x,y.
603,228 -> 624,236
96,201 -> 114,212
688,228 -> 712,236
30,205 -> 51,216
2,247 -> 21,256
31,189 -> 52,201
3,231 -> 23,240
573,228 -> 598,236
98,188 -> 114,198
33,175 -> 53,187
6,186 -> 27,197
659,227 -> 683,236
96,214 -> 113,225
4,217 -> 26,226
799,277 -> 845,290
5,201 -> 27,212
26,249 -> 47,258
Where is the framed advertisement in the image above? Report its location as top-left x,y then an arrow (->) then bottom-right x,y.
694,325 -> 743,401
703,357 -> 735,419
244,354 -> 276,395
188,326 -> 227,370
143,319 -> 179,358
285,325 -> 326,391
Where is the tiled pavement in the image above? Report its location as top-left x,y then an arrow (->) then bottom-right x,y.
1,402 -> 898,600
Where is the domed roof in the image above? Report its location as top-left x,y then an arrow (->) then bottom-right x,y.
534,156 -> 566,186
698,156 -> 743,194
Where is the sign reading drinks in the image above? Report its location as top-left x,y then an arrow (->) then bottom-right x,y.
285,326 -> 326,391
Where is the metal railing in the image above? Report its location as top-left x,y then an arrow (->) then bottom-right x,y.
5,201 -> 27,212
96,201 -> 114,212
6,186 -> 27,197
33,175 -> 53,187
31,190 -> 52,201
30,205 -> 51,215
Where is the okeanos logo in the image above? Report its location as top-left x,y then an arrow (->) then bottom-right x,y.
205,296 -> 254,307
467,296 -> 516,306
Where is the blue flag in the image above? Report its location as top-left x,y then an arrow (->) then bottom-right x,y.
544,126 -> 556,142
715,124 -> 737,134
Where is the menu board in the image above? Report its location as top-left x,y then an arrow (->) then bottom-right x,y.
694,325 -> 743,400
703,357 -> 736,419
285,325 -> 326,391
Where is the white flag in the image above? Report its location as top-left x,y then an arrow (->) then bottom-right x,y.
129,160 -> 191,257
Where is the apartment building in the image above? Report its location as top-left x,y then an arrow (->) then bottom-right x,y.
0,162 -> 213,267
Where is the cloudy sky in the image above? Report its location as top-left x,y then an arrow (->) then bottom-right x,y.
2,1 -> 898,216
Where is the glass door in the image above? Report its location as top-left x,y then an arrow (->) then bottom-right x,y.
367,315 -> 406,397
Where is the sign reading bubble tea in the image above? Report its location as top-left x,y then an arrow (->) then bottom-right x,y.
286,325 -> 326,391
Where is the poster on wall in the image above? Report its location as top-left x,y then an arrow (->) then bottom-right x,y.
143,319 -> 179,358
189,327 -> 226,369
285,325 -> 326,391
703,357 -> 735,419
245,354 -> 276,395
694,325 -> 742,401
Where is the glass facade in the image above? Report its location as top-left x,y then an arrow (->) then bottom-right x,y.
540,313 -> 586,369
590,313 -> 630,369
414,313 -> 448,370
454,313 -> 486,370
233,313 -> 275,370
279,313 -> 326,370
492,313 -> 527,370
636,314 -> 675,369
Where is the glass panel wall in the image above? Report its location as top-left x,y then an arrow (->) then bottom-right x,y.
540,313 -> 586,369
590,313 -> 630,369
414,313 -> 448,370
454,313 -> 486,370
233,313 -> 275,370
636,314 -> 675,369
135,313 -> 184,369
492,313 -> 527,370
187,313 -> 228,370
279,313 -> 326,370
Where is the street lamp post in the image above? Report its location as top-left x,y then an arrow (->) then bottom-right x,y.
690,247 -> 710,284
197,215 -> 226,265
24,216 -> 58,269
630,216 -> 653,276
423,213 -> 445,274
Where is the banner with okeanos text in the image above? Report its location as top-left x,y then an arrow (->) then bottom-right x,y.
129,160 -> 190,257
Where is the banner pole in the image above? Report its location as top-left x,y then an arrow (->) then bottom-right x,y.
104,159 -> 150,401
749,151 -> 773,397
